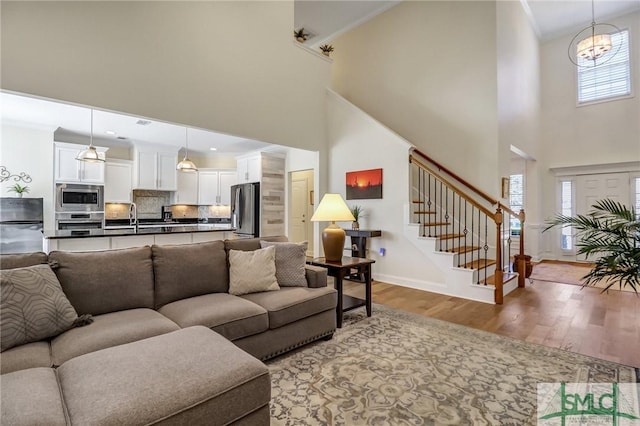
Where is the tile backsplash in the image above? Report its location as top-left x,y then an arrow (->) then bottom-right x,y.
133,190 -> 171,219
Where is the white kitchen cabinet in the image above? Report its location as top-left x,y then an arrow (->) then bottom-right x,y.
154,233 -> 192,246
197,171 -> 219,205
133,147 -> 177,191
111,235 -> 154,249
218,171 -> 236,205
54,142 -> 107,184
197,170 -> 236,205
105,160 -> 133,203
192,232 -> 226,243
235,154 -> 261,183
175,171 -> 199,204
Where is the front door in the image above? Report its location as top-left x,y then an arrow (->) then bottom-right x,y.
574,172 -> 630,261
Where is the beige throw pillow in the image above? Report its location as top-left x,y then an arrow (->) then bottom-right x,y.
260,240 -> 308,287
1,264 -> 79,352
228,246 -> 280,296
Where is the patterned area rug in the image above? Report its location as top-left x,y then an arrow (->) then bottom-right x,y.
267,305 -> 638,425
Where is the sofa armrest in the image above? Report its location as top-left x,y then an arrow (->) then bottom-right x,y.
305,265 -> 328,288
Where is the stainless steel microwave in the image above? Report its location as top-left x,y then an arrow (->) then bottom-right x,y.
55,183 -> 104,212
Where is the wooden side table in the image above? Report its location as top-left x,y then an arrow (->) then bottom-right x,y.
309,256 -> 375,328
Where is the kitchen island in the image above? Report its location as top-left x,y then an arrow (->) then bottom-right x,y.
42,225 -> 236,253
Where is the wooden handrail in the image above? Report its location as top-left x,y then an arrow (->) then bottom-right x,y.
411,149 -> 498,206
498,202 -> 519,218
410,156 -> 494,218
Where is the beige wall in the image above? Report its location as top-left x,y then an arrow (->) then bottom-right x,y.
1,1 -> 331,152
496,1 -> 543,258
331,1 -> 500,196
540,11 -> 640,170
538,10 -> 640,259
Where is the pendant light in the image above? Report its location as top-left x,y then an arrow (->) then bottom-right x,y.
76,109 -> 105,162
568,0 -> 621,67
176,127 -> 198,172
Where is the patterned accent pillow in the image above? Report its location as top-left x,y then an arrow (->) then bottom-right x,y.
1,264 -> 78,352
228,246 -> 280,296
260,241 -> 308,287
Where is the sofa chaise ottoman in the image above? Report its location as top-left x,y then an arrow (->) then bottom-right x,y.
1,326 -> 270,425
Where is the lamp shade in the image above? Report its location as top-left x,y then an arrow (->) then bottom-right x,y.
77,109 -> 105,163
177,127 -> 198,172
311,193 -> 355,262
311,194 -> 355,222
76,146 -> 104,162
176,157 -> 198,172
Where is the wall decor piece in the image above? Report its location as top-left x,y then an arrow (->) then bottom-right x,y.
501,177 -> 510,198
346,168 -> 383,200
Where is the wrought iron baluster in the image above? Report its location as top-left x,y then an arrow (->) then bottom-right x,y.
427,173 -> 432,237
483,214 -> 488,286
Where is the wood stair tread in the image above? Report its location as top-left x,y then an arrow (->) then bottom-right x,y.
414,210 -> 437,214
421,222 -> 450,226
437,233 -> 464,240
412,200 -> 424,204
461,258 -> 496,269
481,272 -> 518,286
443,245 -> 479,254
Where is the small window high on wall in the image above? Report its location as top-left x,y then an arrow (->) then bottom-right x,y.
577,30 -> 631,104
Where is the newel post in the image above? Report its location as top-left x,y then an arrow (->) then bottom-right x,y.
517,209 -> 526,288
494,208 -> 504,305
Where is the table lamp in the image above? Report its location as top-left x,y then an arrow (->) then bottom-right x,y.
311,193 -> 355,262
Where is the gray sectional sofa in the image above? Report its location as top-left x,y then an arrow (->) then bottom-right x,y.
0,237 -> 337,425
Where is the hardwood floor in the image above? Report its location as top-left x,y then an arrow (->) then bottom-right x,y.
343,278 -> 640,368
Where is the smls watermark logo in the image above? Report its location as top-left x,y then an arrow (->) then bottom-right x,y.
538,383 -> 640,425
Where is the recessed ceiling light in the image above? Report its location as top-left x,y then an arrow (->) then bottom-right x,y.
136,119 -> 152,126
210,147 -> 217,151
105,130 -> 117,136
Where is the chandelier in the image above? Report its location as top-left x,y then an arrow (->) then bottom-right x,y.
568,0 -> 621,67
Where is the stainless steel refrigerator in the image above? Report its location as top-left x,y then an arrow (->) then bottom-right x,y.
230,183 -> 260,237
0,197 -> 44,254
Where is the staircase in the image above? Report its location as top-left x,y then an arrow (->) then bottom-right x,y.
407,149 -> 526,304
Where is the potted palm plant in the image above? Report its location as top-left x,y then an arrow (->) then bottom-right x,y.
8,183 -> 30,198
294,28 -> 309,43
350,205 -> 362,230
543,199 -> 639,293
319,44 -> 334,56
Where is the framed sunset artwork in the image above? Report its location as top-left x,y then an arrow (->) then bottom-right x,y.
346,168 -> 383,200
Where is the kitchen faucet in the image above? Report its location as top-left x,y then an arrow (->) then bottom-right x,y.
129,202 -> 138,230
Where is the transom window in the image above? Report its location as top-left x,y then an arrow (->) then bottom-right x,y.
577,29 -> 631,104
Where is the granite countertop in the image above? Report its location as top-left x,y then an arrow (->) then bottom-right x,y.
43,224 -> 235,239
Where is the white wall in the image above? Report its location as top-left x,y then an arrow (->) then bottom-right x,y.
284,147 -> 320,256
496,1 -> 543,259
1,1 -> 331,153
539,10 -> 640,259
327,90 -> 445,286
1,124 -> 55,229
331,0 -> 500,196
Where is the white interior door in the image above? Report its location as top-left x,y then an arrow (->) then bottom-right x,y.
575,172 -> 630,261
290,178 -> 308,245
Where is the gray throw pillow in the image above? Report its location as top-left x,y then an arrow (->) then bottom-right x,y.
228,246 -> 280,296
1,264 -> 79,352
260,240 -> 308,287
